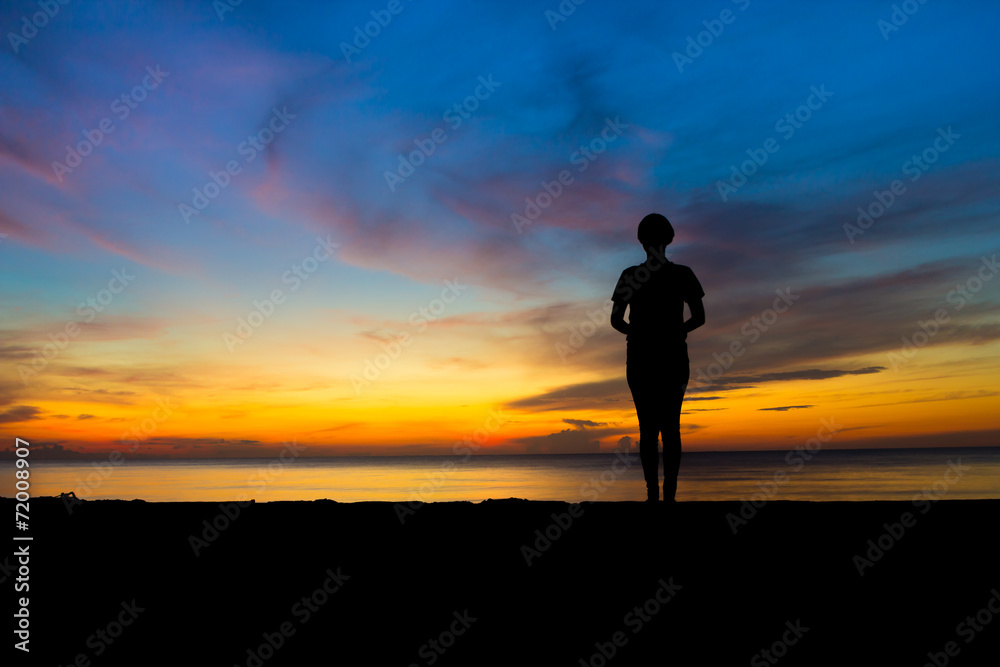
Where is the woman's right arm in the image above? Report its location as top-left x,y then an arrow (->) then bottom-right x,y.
611,297 -> 630,335
684,296 -> 705,333
611,270 -> 631,335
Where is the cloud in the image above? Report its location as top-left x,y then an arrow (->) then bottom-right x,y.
690,367 -> 886,393
505,378 -> 629,412
759,405 -> 813,412
750,367 -> 884,383
0,405 -> 43,423
0,343 -> 36,361
1,0 -> 998,457
544,250 -> 1000,389
515,414 -> 633,454
136,437 -> 263,447
62,388 -> 137,396
55,387 -> 139,405
0,442 -> 87,460
507,367 -> 886,414
520,428 -> 602,455
6,316 -> 171,344
77,414 -> 96,420
854,389 -> 1000,410
563,418 -> 607,429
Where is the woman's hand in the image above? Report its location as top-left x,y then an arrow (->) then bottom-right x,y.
684,297 -> 705,333
610,299 -> 629,335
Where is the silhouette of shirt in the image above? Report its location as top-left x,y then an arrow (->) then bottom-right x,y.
613,260 -> 704,345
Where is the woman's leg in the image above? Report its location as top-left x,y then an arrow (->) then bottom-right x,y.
660,358 -> 690,501
627,360 -> 660,500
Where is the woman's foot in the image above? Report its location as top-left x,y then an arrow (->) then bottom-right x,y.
663,483 -> 677,503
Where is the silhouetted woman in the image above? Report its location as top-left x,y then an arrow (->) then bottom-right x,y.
611,214 -> 705,502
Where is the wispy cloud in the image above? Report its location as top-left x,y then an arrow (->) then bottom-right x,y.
0,405 -> 43,423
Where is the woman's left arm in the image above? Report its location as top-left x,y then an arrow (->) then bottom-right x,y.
611,297 -> 630,335
684,296 -> 705,333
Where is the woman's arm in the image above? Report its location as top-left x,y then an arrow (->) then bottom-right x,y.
610,298 -> 630,335
684,297 -> 705,333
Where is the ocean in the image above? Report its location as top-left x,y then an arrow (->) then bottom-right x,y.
2,447 -> 999,503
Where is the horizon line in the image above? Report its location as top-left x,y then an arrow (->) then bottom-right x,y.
3,442 -> 998,462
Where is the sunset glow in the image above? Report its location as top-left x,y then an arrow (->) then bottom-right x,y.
2,0 -> 999,460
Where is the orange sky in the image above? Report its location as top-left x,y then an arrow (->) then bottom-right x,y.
3,0 -> 999,458
4,293 -> 998,458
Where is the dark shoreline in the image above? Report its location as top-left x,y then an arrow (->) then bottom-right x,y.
5,497 -> 999,665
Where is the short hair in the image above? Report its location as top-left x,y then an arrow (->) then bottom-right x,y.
637,213 -> 675,248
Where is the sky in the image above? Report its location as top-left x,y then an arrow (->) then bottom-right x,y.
1,0 -> 999,458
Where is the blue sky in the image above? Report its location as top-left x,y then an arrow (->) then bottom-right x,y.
1,0 -> 999,456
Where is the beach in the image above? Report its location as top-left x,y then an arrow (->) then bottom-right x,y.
7,496 -> 999,666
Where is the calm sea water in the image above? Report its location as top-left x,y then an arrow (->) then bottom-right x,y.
2,447 -> 998,503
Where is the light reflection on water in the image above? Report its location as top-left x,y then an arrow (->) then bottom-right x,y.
2,448 -> 998,503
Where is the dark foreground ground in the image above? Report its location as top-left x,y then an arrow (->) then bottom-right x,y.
4,497 -> 999,666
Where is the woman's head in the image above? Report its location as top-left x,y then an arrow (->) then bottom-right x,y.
637,213 -> 674,250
